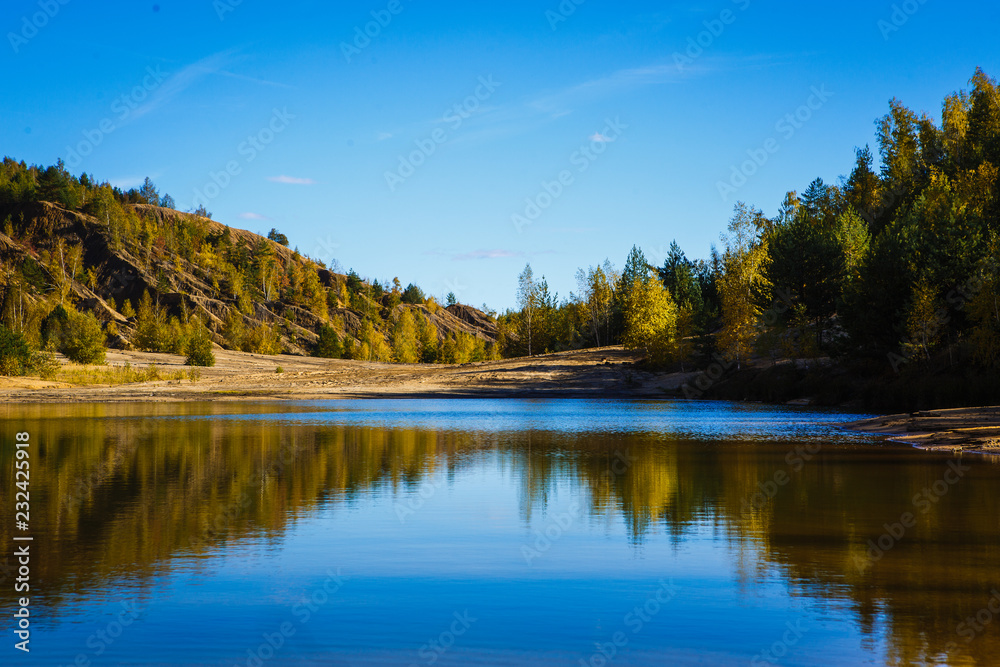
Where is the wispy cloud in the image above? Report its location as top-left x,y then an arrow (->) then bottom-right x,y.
268,175 -> 317,185
239,212 -> 270,220
109,176 -> 149,190
589,132 -> 612,143
128,50 -> 293,123
452,249 -> 524,261
376,132 -> 394,141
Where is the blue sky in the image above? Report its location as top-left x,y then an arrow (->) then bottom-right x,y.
3,0 -> 999,310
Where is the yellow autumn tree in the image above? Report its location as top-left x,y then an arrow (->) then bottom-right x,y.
622,276 -> 678,366
903,278 -> 942,361
392,309 -> 420,364
718,202 -> 771,369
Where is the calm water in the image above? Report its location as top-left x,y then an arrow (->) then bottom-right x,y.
2,400 -> 999,666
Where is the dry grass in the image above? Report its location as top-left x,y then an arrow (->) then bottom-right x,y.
56,363 -> 200,386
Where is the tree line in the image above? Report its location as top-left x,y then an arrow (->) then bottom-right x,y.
498,68 -> 1000,379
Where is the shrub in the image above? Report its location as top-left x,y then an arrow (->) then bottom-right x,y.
0,324 -> 32,376
43,306 -> 106,364
184,318 -> 216,367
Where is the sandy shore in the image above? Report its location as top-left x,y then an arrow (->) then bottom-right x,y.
844,408 -> 1000,454
0,346 -> 703,403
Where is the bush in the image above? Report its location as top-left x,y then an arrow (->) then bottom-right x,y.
184,319 -> 216,367
0,324 -> 32,376
43,305 -> 106,364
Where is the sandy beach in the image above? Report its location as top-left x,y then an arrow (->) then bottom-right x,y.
0,346 -> 701,403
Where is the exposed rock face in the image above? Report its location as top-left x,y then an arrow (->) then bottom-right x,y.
0,201 -> 498,355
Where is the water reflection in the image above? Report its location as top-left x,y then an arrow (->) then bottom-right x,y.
1,400 -> 998,665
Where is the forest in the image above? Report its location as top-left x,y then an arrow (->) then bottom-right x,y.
0,68 -> 998,404
495,67 -> 1000,400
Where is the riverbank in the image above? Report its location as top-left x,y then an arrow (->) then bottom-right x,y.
0,346 -> 700,402
844,407 -> 1000,454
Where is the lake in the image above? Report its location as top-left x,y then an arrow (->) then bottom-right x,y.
2,400 -> 999,666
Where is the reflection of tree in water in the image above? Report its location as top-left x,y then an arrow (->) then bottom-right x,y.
3,404 -> 1000,663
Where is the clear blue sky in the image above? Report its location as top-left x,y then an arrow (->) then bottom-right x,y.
3,0 -> 998,310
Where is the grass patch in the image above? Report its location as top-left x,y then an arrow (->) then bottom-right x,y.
56,363 -> 199,386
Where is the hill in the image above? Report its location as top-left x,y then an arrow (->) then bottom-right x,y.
0,167 -> 497,366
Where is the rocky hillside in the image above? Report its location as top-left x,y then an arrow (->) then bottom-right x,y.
0,199 -> 496,358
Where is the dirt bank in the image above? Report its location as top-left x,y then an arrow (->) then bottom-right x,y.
0,346 -> 702,403
844,407 -> 1000,454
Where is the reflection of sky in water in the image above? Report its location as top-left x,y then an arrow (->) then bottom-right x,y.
3,400 -> 991,666
161,399 -> 881,443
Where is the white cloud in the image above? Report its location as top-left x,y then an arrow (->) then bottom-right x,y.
239,212 -> 270,220
453,249 -> 523,261
267,175 -> 317,185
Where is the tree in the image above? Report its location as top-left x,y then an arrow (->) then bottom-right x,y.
134,290 -> 166,352
392,309 -> 420,363
718,203 -> 771,368
622,276 -> 678,366
657,241 -> 703,314
43,306 -> 106,365
315,324 -> 344,359
904,279 -> 942,361
0,324 -> 33,376
159,193 -> 176,209
184,318 -> 216,367
446,292 -> 457,306
138,177 -> 160,206
417,312 -> 439,363
401,283 -> 425,305
517,264 -> 539,356
576,263 -> 614,347
268,228 -> 289,246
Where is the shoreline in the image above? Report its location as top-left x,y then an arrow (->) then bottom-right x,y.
6,348 -> 1000,456
843,407 -> 1000,455
0,346 -> 700,404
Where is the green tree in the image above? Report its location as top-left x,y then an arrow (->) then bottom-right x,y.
46,307 -> 106,365
267,228 -> 289,246
184,318 -> 216,367
315,325 -> 344,359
